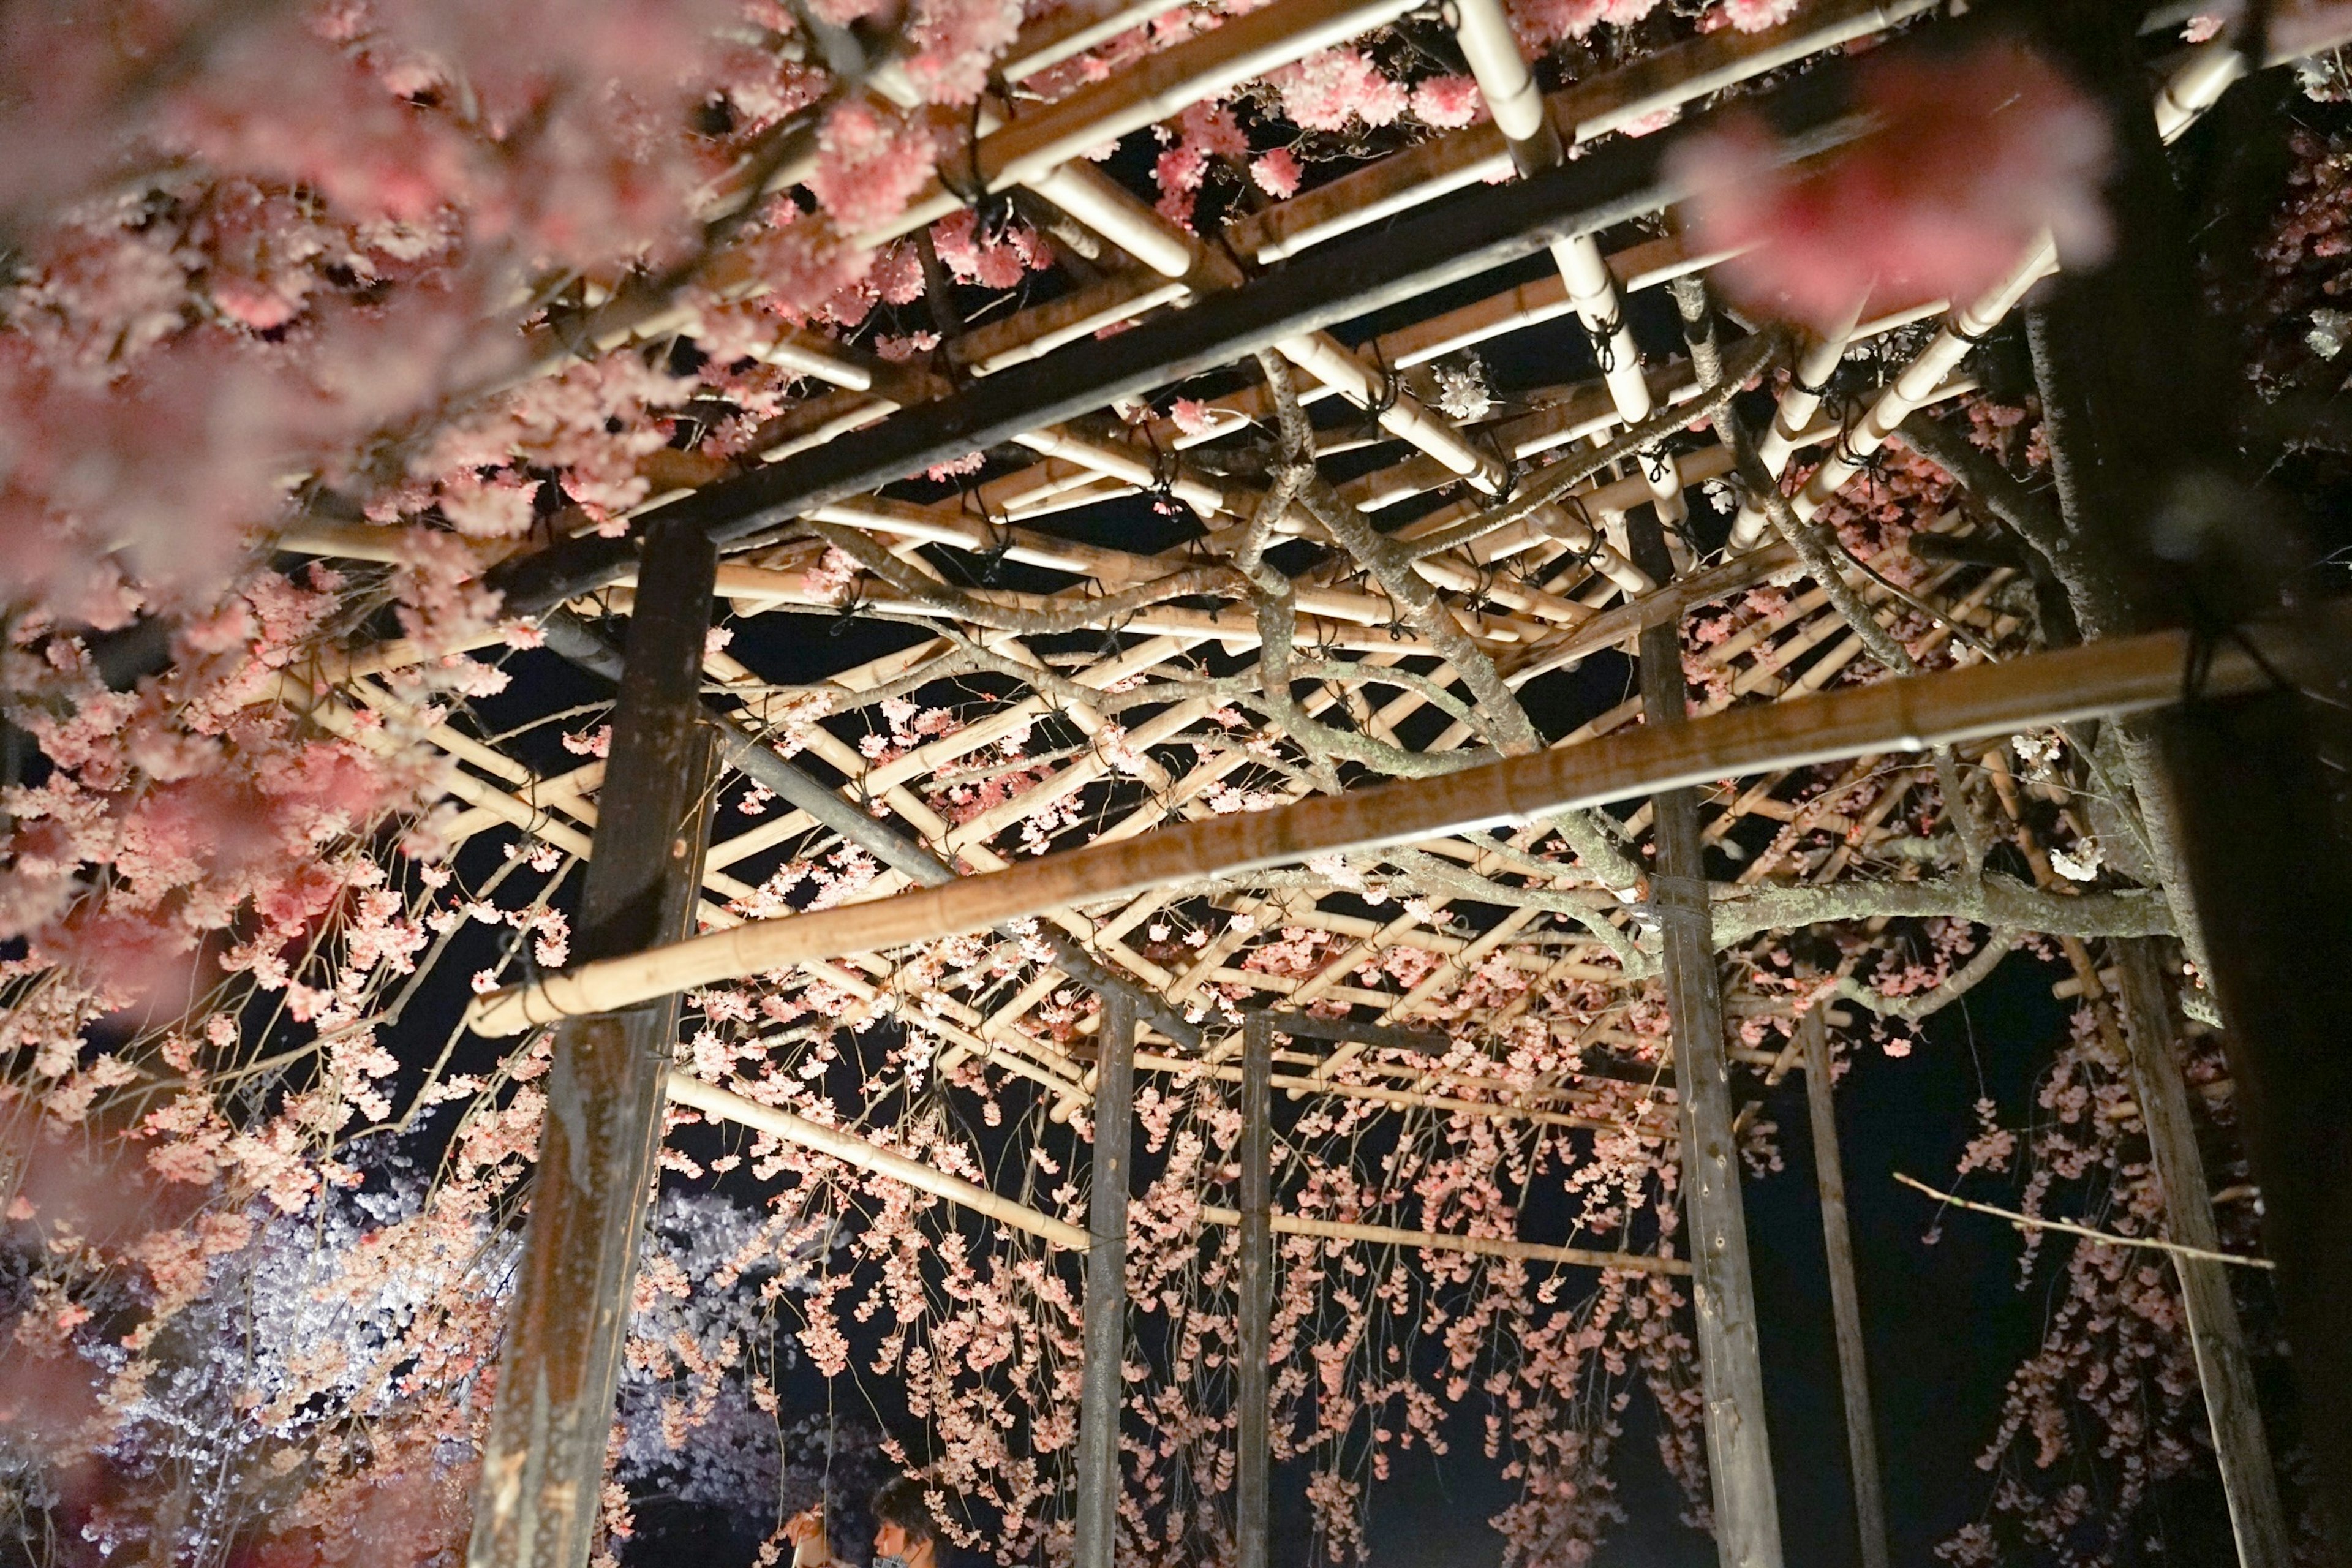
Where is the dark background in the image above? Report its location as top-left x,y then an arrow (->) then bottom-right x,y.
616,948 -> 2253,1568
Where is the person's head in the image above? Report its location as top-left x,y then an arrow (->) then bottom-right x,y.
870,1477 -> 942,1568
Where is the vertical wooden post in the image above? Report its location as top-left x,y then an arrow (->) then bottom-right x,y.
1631,515 -> 1785,1568
467,520 -> 718,1568
2113,939 -> 2289,1568
2027,6 -> 2352,1539
1074,990 -> 1139,1568
1237,1012 -> 1273,1568
1797,1011 -> 1890,1568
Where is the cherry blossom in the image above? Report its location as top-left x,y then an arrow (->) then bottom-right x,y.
1670,39 -> 2113,328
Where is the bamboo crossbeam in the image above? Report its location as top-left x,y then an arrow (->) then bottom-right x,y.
466,614 -> 2338,1035
862,0 -> 1424,247
663,1071 -> 1684,1272
665,1070 -> 1094,1250
1232,0 -> 1937,263
1194,1203 -> 1689,1275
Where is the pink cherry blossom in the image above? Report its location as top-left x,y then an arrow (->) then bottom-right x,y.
1670,38 -> 2113,329
1410,75 -> 1488,129
1251,148 -> 1304,198
1272,49 -> 1409,133
809,102 -> 939,239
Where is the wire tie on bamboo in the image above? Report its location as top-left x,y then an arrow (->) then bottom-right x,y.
1358,339 -> 1402,442
1583,308 -> 1626,375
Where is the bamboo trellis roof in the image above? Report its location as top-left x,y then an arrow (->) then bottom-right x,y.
263,1 -> 2291,1182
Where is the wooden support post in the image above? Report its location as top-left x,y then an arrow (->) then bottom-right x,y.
1237,1012 -> 1274,1568
1797,1011 -> 1889,1568
1074,990 -> 1139,1568
2029,7 -> 2352,1542
466,519 -> 718,1568
2113,938 -> 2289,1568
1633,514 -> 1785,1568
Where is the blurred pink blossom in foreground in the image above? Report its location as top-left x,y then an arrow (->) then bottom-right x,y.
1669,38 -> 2113,330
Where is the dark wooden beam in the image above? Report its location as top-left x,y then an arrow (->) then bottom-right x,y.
2030,5 -> 2352,1547
1632,514 -> 1784,1568
1798,1010 -> 1889,1568
2114,938 -> 2288,1568
1243,1006 -> 1448,1055
1074,989 -> 1139,1568
466,521 -> 718,1568
1237,1012 -> 1274,1568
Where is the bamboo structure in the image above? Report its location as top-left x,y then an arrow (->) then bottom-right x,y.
464,617 -> 2323,1033
236,4 -> 2351,1564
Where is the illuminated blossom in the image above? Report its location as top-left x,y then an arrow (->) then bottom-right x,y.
1670,38 -> 2113,328
1271,48 -> 1409,132
808,102 -> 938,239
1409,74 -> 1487,129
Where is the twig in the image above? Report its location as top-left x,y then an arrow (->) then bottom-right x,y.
1892,1171 -> 2274,1270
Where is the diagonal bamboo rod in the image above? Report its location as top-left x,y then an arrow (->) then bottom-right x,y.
466,613 -> 2336,1036
665,1069 -> 1093,1250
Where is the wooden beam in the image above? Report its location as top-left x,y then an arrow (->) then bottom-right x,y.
467,614 -> 2334,1036
466,519 -> 718,1568
2113,940 -> 2289,1568
1074,990 -> 1138,1568
664,1071 -> 1091,1251
1798,1009 -> 1890,1568
1633,515 -> 1783,1568
535,607 -> 1200,1053
1237,1013 -> 1273,1568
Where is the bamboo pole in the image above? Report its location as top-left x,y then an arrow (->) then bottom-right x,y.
1891,1174 -> 2275,1271
1235,0 -> 1937,263
1798,1010 -> 1890,1568
861,0 -> 1424,247
1194,1203 -> 1689,1275
2113,940 -> 2290,1568
464,614 -> 2332,1036
664,1071 -> 1092,1250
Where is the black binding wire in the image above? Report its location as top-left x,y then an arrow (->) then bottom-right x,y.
1827,390 -> 1890,488
938,93 -> 1017,242
1583,309 -> 1626,376
1144,424 -> 1183,515
2180,588 -> 2299,709
1098,607 -> 1137,660
1475,426 -> 1520,506
1947,315 -> 2003,349
1358,341 -> 1402,443
1788,361 -> 1837,400
952,483 -> 1015,586
826,579 -> 869,636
